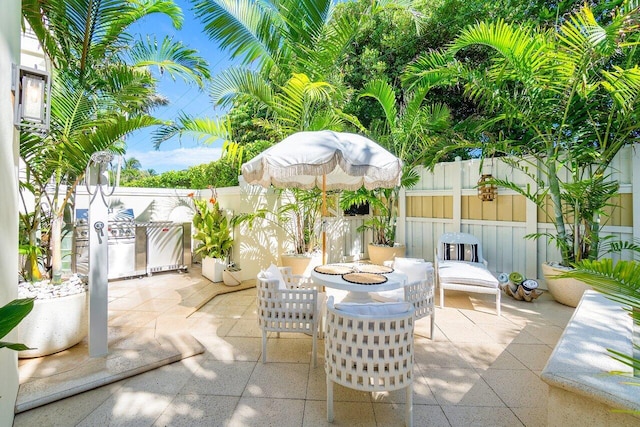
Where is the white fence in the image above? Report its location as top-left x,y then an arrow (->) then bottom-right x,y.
70,144 -> 639,283
400,143 -> 640,282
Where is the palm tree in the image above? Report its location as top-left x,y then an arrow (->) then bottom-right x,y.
340,79 -> 454,246
20,0 -> 210,283
160,0 -> 423,161
191,0 -> 361,82
155,73 -> 363,163
403,2 -> 640,265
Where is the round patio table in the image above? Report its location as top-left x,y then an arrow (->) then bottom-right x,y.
311,263 -> 408,303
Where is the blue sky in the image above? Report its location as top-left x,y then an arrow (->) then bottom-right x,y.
125,0 -> 239,173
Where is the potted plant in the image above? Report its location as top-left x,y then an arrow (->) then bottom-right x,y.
233,188 -> 324,275
340,187 -> 406,265
16,207 -> 89,358
190,188 -> 234,283
340,78 -> 452,265
404,3 -> 640,305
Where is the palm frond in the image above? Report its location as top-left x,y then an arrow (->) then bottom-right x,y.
402,49 -> 459,91
128,36 -> 211,87
562,259 -> 640,310
359,80 -> 398,130
209,67 -> 274,108
152,114 -> 231,149
193,0 -> 277,68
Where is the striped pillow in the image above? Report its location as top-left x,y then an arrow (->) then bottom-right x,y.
443,243 -> 479,263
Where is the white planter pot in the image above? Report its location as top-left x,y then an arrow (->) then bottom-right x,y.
542,262 -> 591,308
18,291 -> 88,358
280,253 -> 322,276
222,269 -> 243,286
202,257 -> 226,282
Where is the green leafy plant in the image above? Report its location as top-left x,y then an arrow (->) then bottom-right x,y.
339,78 -> 452,247
0,298 -> 35,351
405,2 -> 640,266
190,188 -> 234,260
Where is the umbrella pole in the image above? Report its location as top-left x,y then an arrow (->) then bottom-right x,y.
322,174 -> 327,265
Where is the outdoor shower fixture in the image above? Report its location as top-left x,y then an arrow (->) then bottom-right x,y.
86,150 -> 118,357
12,64 -> 51,132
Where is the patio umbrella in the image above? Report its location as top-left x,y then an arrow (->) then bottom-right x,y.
241,130 -> 403,264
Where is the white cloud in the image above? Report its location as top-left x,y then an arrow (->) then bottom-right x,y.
125,146 -> 224,173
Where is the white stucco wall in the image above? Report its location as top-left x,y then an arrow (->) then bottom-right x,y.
0,0 -> 21,423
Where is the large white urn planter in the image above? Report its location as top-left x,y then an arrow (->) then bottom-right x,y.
367,244 -> 406,266
281,253 -> 322,276
542,262 -> 591,308
18,291 -> 88,358
202,257 -> 226,282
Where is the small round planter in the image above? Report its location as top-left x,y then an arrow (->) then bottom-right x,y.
367,244 -> 406,266
222,269 -> 242,286
542,262 -> 591,308
18,291 -> 88,358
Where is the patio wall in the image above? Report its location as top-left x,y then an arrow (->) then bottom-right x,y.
73,182 -> 370,281
400,143 -> 640,283
70,144 -> 639,285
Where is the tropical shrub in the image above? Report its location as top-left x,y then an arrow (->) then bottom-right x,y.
404,2 -> 640,265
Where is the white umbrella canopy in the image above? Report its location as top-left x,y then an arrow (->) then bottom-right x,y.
241,130 -> 403,191
241,130 -> 403,264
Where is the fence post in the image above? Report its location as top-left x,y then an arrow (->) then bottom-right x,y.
525,159 -> 539,280
633,143 -> 640,252
453,156 -> 462,232
397,186 -> 406,246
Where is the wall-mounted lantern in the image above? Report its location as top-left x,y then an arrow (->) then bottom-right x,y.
477,174 -> 497,202
12,64 -> 51,132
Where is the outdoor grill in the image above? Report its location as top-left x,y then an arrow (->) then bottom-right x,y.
135,221 -> 191,276
73,209 -> 191,279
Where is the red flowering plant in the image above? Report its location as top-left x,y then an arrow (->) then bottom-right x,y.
189,187 -> 234,260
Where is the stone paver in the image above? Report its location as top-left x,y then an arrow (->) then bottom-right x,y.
14,268 -> 567,426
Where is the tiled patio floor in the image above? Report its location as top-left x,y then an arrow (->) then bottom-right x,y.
13,267 -> 575,426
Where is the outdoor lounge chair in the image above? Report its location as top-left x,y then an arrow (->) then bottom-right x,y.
435,232 -> 501,316
257,265 -> 321,367
324,296 -> 415,426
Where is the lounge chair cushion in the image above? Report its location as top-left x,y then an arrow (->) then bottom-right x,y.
442,243 -> 479,262
438,261 -> 498,288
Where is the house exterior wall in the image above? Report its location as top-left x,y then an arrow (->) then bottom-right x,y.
0,1 -> 22,423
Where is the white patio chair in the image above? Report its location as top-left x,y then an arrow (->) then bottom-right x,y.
257,265 -> 320,367
325,296 -> 415,427
374,257 -> 435,338
435,232 -> 501,315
